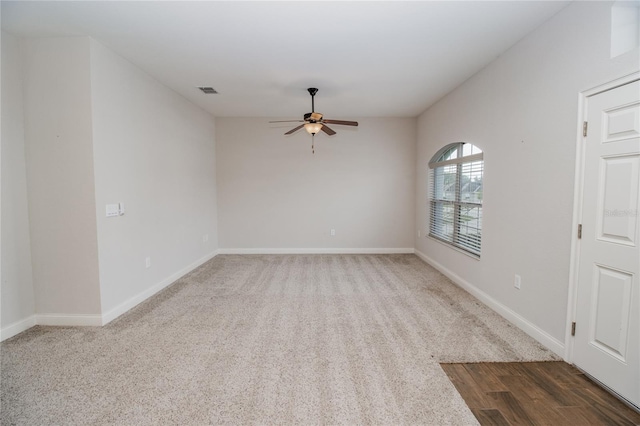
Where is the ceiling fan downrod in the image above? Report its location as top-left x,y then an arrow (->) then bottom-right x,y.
308,88 -> 318,112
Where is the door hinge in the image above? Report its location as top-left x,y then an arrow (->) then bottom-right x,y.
578,224 -> 582,239
583,121 -> 588,137
571,321 -> 576,336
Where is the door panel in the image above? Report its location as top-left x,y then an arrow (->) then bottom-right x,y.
597,155 -> 639,245
574,79 -> 640,408
590,264 -> 632,361
604,102 -> 640,143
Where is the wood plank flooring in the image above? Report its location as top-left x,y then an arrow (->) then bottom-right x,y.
441,362 -> 640,425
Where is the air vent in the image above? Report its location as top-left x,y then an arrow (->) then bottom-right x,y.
198,87 -> 218,94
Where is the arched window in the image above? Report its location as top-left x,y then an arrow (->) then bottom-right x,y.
429,142 -> 483,256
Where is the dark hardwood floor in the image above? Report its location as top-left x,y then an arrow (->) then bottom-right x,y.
441,362 -> 640,425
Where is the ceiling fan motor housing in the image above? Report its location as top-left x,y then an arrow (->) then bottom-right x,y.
304,112 -> 323,122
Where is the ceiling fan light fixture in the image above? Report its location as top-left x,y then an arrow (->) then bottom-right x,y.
304,122 -> 323,135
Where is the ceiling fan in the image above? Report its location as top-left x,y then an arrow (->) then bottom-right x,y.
270,88 -> 358,153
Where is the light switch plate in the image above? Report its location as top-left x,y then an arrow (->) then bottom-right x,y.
106,204 -> 119,217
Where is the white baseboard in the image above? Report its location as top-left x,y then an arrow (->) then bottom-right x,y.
414,249 -> 565,357
101,250 -> 219,325
1,315 -> 37,341
1,251 -> 220,340
218,248 -> 415,255
36,313 -> 103,327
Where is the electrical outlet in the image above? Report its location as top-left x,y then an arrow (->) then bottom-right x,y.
330,229 -> 336,236
418,230 -> 421,238
145,257 -> 151,269
203,234 -> 209,243
514,274 -> 521,289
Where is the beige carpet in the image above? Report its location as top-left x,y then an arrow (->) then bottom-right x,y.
1,254 -> 558,425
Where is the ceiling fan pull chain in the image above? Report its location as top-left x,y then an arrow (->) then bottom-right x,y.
312,135 -> 315,154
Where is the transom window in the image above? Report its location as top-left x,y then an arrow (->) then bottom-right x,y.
429,142 -> 484,257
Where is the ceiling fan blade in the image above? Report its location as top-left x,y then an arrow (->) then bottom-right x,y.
270,120 -> 304,123
321,124 -> 336,136
285,124 -> 305,135
323,119 -> 358,127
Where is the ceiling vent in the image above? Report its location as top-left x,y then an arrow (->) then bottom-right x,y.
198,87 -> 218,94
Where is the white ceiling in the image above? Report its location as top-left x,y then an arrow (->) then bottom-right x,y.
2,1 -> 570,118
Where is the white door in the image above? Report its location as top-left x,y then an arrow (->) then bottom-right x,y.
574,78 -> 640,408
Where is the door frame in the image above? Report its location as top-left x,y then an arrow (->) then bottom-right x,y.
566,70 -> 640,364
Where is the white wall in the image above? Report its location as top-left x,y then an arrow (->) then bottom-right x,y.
216,118 -> 416,252
1,31 -> 36,335
89,40 -> 218,317
22,37 -> 102,317
3,36 -> 218,332
415,1 -> 639,350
